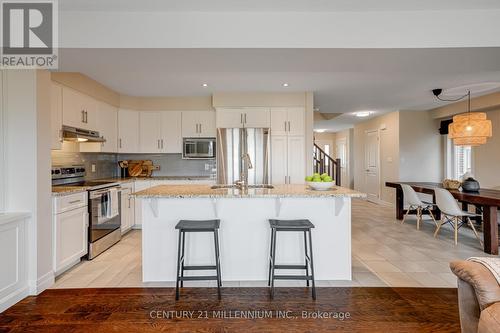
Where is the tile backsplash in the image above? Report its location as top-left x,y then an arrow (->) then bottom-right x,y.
51,144 -> 216,180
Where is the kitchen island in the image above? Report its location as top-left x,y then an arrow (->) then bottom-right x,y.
133,184 -> 365,282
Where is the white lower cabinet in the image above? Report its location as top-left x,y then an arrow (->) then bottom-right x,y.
53,194 -> 88,276
134,180 -> 151,228
120,184 -> 135,234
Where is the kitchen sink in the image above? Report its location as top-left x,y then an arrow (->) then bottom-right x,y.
211,184 -> 275,190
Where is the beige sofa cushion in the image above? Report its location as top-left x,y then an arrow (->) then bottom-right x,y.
450,260 -> 500,310
479,303 -> 500,333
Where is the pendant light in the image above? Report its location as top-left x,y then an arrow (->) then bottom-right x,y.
446,91 -> 492,146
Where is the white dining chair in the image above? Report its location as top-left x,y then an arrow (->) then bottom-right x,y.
433,188 -> 483,247
401,184 -> 437,230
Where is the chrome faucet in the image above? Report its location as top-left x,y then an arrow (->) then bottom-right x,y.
235,153 -> 253,189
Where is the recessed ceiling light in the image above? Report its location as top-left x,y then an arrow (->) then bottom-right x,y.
202,83 -> 208,87
354,111 -> 373,118
282,83 -> 289,87
314,129 -> 326,133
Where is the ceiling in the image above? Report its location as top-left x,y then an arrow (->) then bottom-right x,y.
60,0 -> 500,12
57,48 -> 500,132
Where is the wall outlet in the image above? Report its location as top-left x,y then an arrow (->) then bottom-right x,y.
91,164 -> 96,172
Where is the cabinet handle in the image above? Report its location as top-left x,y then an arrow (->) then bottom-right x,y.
157,139 -> 160,149
119,138 -> 122,149
288,121 -> 291,132
284,121 -> 287,132
86,111 -> 88,123
128,197 -> 131,208
81,110 -> 85,123
69,200 -> 81,204
59,129 -> 63,143
199,124 -> 202,134
161,139 -> 164,149
240,114 -> 243,124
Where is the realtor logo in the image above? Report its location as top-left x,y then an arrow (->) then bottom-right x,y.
1,0 -> 58,68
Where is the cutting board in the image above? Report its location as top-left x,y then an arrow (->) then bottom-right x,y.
127,160 -> 156,177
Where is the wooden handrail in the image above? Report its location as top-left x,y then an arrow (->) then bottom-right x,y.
313,143 -> 341,186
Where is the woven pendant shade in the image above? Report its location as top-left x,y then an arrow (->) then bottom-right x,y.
448,112 -> 492,146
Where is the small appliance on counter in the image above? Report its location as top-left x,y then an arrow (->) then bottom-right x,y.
52,165 -> 122,259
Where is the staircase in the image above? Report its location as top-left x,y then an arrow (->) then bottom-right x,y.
313,143 -> 341,186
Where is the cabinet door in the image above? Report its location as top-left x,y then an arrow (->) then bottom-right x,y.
82,94 -> 97,130
161,111 -> 182,153
216,108 -> 244,128
287,135 -> 305,184
120,188 -> 134,233
243,107 -> 270,128
134,180 -> 151,227
62,87 -> 86,128
271,135 -> 288,185
50,83 -> 63,150
97,102 -> 118,153
270,108 -> 288,136
287,107 -> 305,136
139,112 -> 161,153
198,111 -> 216,137
118,109 -> 140,153
181,111 -> 200,137
54,206 -> 88,275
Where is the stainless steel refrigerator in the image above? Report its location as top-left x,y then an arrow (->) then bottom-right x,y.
216,128 -> 271,185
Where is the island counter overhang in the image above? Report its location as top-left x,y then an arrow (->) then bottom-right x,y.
133,184 -> 366,282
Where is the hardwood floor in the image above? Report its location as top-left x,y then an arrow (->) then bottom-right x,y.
0,287 -> 459,332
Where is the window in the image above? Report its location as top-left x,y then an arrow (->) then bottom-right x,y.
445,136 -> 472,180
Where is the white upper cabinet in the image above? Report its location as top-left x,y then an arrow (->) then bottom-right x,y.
270,107 -> 305,136
50,83 -> 63,150
118,109 -> 140,153
161,111 -> 182,153
216,107 -> 270,128
182,111 -> 216,138
97,102 -> 118,153
139,112 -> 162,153
62,87 -> 97,130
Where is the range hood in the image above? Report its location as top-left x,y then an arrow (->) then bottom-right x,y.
62,126 -> 106,143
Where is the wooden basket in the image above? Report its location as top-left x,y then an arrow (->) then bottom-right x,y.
443,179 -> 461,190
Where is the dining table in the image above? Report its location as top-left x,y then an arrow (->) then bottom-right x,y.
386,182 -> 500,255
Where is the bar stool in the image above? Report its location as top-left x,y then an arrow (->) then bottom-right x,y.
175,219 -> 222,300
268,219 -> 316,300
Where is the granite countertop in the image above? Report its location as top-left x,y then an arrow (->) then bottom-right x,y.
52,176 -> 215,196
132,184 -> 366,199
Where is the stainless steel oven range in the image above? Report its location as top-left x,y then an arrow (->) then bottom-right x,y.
52,165 -> 122,259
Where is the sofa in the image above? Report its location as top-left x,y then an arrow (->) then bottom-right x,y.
450,260 -> 500,333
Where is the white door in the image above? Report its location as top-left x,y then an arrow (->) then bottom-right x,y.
271,135 -> 288,184
287,135 -> 305,184
336,138 -> 348,188
97,102 -> 118,153
139,112 -> 161,153
50,83 -> 63,150
364,130 -> 380,202
54,206 -> 88,274
198,111 -> 216,137
286,107 -> 305,136
270,108 -> 288,136
161,111 -> 182,153
118,109 -> 140,153
216,108 -> 244,128
243,107 -> 270,128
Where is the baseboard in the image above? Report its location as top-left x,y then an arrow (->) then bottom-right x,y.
35,271 -> 55,295
0,285 -> 29,313
132,224 -> 142,230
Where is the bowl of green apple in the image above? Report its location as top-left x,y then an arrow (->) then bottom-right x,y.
305,173 -> 335,191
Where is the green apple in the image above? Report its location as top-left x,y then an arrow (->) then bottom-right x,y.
305,176 -> 313,181
312,177 -> 322,182
320,173 -> 329,179
323,176 -> 333,182
313,173 -> 320,177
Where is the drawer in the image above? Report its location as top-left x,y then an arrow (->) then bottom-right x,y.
54,192 -> 88,214
120,182 -> 134,192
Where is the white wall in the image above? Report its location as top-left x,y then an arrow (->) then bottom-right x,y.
399,111 -> 443,182
474,109 -> 500,189
335,128 -> 354,189
3,70 -> 53,295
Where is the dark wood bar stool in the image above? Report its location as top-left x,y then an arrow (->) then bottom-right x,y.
268,219 -> 316,300
175,219 -> 222,300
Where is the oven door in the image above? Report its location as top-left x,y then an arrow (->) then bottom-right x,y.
88,187 -> 121,243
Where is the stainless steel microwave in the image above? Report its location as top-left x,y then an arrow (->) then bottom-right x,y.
183,138 -> 216,159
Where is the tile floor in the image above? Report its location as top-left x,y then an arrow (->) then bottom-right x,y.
52,198 -> 494,289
